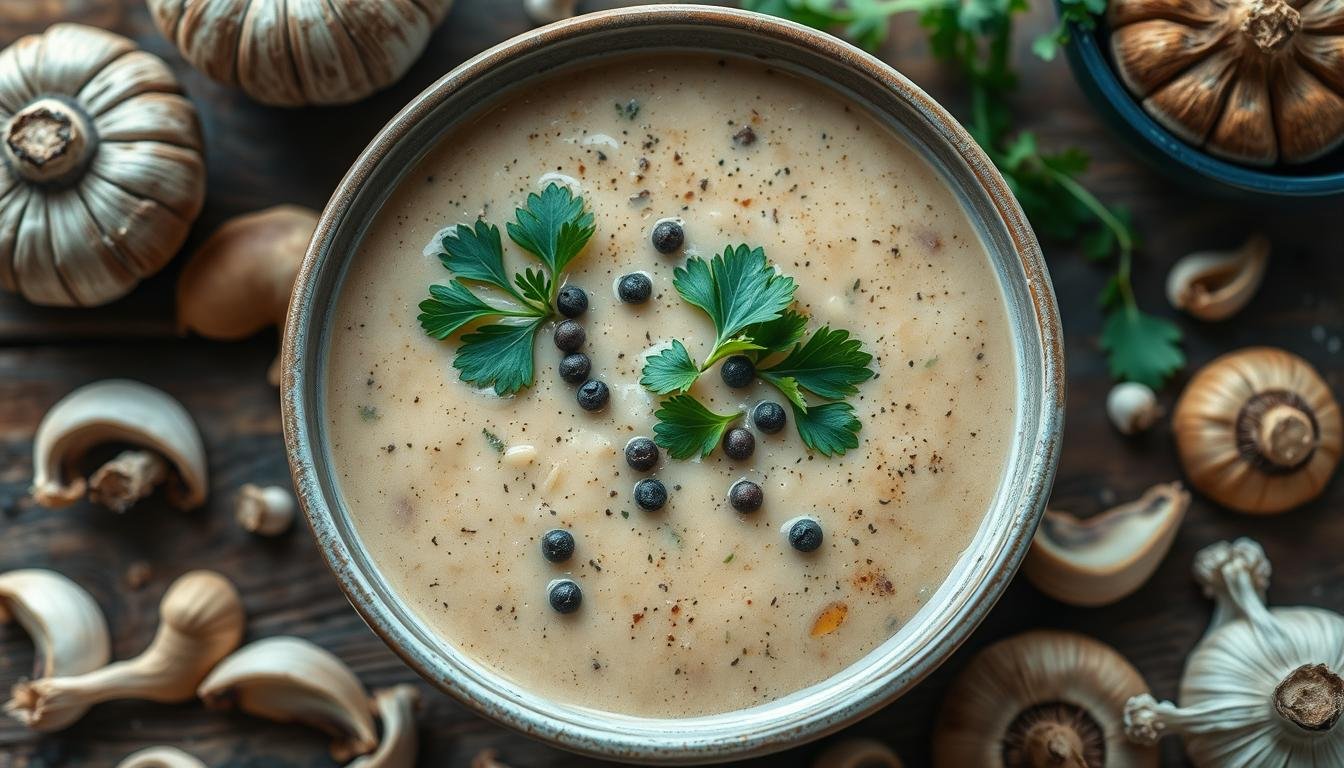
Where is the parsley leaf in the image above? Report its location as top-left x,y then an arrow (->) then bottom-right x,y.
759,326 -> 875,401
793,401 -> 862,456
507,184 -> 596,277
744,310 -> 809,358
641,340 -> 701,395
674,244 -> 796,350
653,395 -> 739,459
1100,308 -> 1185,389
420,183 -> 594,395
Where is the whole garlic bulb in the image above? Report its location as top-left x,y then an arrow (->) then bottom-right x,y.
1125,538 -> 1344,765
0,24 -> 205,306
146,0 -> 455,107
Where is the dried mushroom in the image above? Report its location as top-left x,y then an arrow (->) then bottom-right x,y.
1173,347 -> 1341,514
1109,0 -> 1344,165
1025,482 -> 1190,607
31,380 -> 208,512
934,630 -> 1157,767
146,0 -> 454,107
1125,538 -> 1344,765
0,24 -> 205,306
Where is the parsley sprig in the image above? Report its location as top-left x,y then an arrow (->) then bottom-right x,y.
743,0 -> 1185,388
418,184 -> 595,395
642,245 -> 874,459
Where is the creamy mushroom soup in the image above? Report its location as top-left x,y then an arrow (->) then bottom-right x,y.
325,55 -> 1016,717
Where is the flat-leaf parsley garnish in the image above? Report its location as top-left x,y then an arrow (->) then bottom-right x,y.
418,184 -> 595,395
641,244 -> 875,458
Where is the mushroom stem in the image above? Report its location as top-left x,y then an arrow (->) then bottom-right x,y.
3,98 -> 96,184
1024,722 -> 1089,768
1240,0 -> 1301,53
88,450 -> 170,513
1274,663 -> 1344,733
1257,404 -> 1317,468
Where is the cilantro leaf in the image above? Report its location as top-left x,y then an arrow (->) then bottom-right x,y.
641,340 -> 701,395
507,184 -> 596,277
673,244 -> 796,348
653,395 -> 738,459
759,326 -> 874,400
745,309 -> 809,358
418,280 -> 510,339
1100,307 -> 1185,389
793,401 -> 862,456
453,318 -> 547,396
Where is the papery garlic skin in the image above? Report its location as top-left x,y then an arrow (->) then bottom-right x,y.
0,569 -> 110,679
1124,538 -> 1344,765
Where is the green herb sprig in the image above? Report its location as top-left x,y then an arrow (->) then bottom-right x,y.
418,184 -> 595,395
642,245 -> 874,459
743,0 -> 1184,388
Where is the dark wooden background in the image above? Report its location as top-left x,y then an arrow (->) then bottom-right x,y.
2,1 -> 1342,766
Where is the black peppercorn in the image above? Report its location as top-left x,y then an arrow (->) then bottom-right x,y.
617,273 -> 652,304
556,285 -> 588,318
633,478 -> 667,511
752,401 -> 787,434
548,579 -> 583,613
651,220 -> 685,254
541,529 -> 576,562
728,480 -> 763,513
720,355 -> 755,388
558,353 -> 591,384
723,427 -> 755,460
577,379 -> 609,411
553,319 -> 585,352
788,519 -> 823,552
625,437 -> 659,472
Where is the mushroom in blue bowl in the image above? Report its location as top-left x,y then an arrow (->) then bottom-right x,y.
1056,0 -> 1344,199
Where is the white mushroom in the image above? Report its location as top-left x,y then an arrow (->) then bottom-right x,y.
31,380 -> 207,512
1024,482 -> 1190,607
115,746 -> 207,768
524,0 -> 578,25
1165,234 -> 1270,322
6,570 -> 244,731
813,738 -> 904,768
1106,382 -> 1163,435
0,569 -> 110,679
348,684 -> 420,768
198,636 -> 377,762
234,484 -> 295,536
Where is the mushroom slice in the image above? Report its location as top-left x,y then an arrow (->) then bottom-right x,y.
31,379 -> 207,512
1024,483 -> 1190,607
813,738 -> 904,768
348,684 -> 420,768
6,570 -> 244,732
933,630 -> 1158,767
1166,234 -> 1269,321
198,636 -> 377,762
115,746 -> 206,768
0,569 -> 110,679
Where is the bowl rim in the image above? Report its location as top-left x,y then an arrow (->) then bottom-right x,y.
281,5 -> 1064,763
1059,9 -> 1344,197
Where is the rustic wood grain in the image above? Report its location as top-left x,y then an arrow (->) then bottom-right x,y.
2,1 -> 1343,766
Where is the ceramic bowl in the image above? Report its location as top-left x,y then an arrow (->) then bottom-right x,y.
282,5 -> 1064,763
1057,9 -> 1344,200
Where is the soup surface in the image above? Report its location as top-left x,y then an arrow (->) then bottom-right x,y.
325,55 -> 1017,717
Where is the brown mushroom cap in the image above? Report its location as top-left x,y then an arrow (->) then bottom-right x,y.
1173,347 -> 1342,514
1109,0 -> 1344,165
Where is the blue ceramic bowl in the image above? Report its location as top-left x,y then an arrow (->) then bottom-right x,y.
1057,10 -> 1344,199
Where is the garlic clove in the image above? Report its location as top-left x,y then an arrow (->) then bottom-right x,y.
1024,482 -> 1190,607
0,569 -> 110,679
115,746 -> 207,768
525,0 -> 579,25
812,738 -> 904,768
235,484 -> 296,536
347,684 -> 420,768
198,636 -> 377,762
1106,381 -> 1164,435
31,379 -> 208,512
1275,62 -> 1344,164
1165,234 -> 1269,321
6,570 -> 244,731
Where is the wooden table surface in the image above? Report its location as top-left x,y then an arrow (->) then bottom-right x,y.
3,1 -> 1343,766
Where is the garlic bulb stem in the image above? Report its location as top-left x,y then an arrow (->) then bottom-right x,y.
1274,664 -> 1344,732
1257,404 -> 1317,468
3,97 -> 96,184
